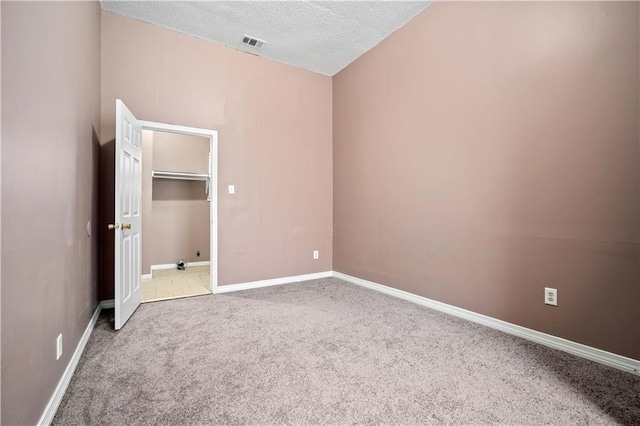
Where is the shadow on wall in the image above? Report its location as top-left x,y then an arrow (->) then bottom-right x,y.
90,127 -> 101,307
100,139 -> 115,301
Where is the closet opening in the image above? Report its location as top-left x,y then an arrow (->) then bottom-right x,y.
139,122 -> 217,303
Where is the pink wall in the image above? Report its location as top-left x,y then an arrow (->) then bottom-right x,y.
1,2 -> 101,424
100,11 -> 333,298
333,1 -> 640,359
3,6 -> 638,425
152,131 -> 209,174
0,3 -> 3,421
142,131 -> 211,273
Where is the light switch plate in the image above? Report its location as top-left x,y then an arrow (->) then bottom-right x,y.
228,185 -> 235,195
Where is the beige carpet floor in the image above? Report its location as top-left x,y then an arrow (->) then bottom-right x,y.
53,278 -> 640,425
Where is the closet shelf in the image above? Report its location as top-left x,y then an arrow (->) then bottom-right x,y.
152,170 -> 209,181
152,170 -> 211,202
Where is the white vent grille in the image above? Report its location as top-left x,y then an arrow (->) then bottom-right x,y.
241,35 -> 265,49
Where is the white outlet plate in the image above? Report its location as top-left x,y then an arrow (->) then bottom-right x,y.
228,185 -> 235,195
545,287 -> 558,306
56,334 -> 63,360
313,250 -> 319,260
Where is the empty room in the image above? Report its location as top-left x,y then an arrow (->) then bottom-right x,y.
1,1 -> 639,425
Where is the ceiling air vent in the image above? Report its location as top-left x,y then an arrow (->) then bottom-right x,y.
241,35 -> 266,50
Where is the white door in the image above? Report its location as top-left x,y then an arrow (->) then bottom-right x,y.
114,99 -> 142,330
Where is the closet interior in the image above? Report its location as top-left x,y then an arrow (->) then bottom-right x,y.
140,129 -> 212,302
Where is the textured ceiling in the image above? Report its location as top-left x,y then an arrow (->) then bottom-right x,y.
100,1 -> 431,76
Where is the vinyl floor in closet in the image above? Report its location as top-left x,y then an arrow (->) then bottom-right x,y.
141,266 -> 211,302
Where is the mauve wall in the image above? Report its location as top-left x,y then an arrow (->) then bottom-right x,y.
101,11 -> 332,299
142,131 -> 211,274
0,3 -> 3,422
1,2 -> 101,424
333,1 -> 640,359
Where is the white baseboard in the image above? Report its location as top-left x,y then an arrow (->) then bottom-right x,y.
101,299 -> 114,309
332,271 -> 640,376
38,303 -> 102,425
216,271 -> 333,294
142,261 -> 210,278
150,261 -> 210,272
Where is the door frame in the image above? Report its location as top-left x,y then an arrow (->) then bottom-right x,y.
139,120 -> 218,293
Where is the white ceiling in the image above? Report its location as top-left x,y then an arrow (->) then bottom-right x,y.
100,1 -> 431,76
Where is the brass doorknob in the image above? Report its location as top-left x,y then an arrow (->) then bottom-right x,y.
122,223 -> 132,230
107,223 -> 120,230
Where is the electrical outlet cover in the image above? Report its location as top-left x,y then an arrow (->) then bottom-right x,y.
544,287 -> 558,306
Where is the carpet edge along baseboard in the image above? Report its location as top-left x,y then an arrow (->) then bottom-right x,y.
332,271 -> 640,377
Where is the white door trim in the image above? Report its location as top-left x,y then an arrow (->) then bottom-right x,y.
138,120 -> 218,294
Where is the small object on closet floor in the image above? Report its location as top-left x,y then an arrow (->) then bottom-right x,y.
177,260 -> 186,270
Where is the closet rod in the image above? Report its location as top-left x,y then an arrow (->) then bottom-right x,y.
152,170 -> 211,202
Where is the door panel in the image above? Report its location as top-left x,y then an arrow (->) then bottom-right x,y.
115,100 -> 142,330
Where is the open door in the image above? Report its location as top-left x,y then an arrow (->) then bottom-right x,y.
112,99 -> 142,329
